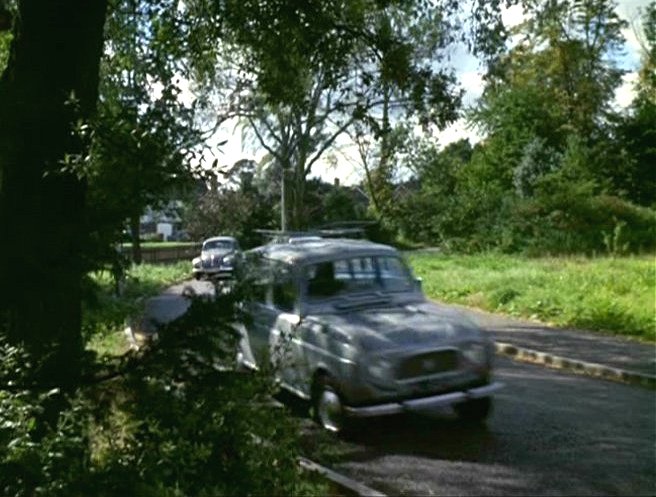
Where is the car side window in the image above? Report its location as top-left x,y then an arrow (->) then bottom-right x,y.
307,262 -> 345,297
271,262 -> 296,312
252,281 -> 269,304
273,279 -> 296,312
243,253 -> 271,304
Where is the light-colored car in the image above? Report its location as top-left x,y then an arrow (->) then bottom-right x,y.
192,236 -> 241,280
236,236 -> 502,432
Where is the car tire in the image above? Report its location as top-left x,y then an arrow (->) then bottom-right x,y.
454,397 -> 492,423
311,374 -> 348,434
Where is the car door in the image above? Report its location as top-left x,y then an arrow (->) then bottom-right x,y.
268,265 -> 304,387
246,260 -> 276,367
243,288 -> 269,368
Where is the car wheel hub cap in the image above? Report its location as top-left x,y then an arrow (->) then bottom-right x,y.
318,390 -> 342,432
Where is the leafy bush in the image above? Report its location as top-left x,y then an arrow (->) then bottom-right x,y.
513,137 -> 561,197
2,283 -> 324,496
82,262 -> 190,346
0,339 -> 94,497
510,183 -> 656,255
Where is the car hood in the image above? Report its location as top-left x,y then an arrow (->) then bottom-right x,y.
316,301 -> 484,352
201,248 -> 234,259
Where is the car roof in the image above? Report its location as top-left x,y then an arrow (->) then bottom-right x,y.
203,236 -> 237,244
250,237 -> 399,265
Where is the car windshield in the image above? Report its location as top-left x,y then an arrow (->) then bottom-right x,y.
305,255 -> 414,300
203,240 -> 233,251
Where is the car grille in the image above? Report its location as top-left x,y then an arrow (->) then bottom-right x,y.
202,256 -> 221,268
397,349 -> 459,380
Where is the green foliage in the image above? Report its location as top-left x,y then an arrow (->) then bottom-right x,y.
409,252 -> 656,341
183,160 -> 276,248
613,96 -> 656,207
84,0 -> 203,267
197,0 -> 504,230
83,262 -> 190,351
388,1 -> 654,255
513,137 -> 561,197
0,31 -> 10,74
86,292 -> 313,496
637,1 -> 656,102
0,0 -> 14,72
1,282 -> 324,496
509,181 -> 656,255
0,339 -> 93,497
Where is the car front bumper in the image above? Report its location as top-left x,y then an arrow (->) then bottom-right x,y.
343,381 -> 503,418
193,267 -> 234,279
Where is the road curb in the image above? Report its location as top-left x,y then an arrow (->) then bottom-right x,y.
495,341 -> 656,390
299,457 -> 387,497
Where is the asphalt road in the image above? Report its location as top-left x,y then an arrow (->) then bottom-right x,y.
144,280 -> 654,495
297,357 -> 656,496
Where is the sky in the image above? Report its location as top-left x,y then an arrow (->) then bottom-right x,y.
197,0 -> 651,186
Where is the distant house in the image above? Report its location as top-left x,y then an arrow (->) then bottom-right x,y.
140,201 -> 185,241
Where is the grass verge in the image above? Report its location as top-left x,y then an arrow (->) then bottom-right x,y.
407,252 -> 656,342
83,261 -> 191,357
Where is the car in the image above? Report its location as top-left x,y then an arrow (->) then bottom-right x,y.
235,235 -> 502,433
192,236 -> 241,280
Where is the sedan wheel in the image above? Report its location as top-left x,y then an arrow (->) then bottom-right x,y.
312,377 -> 346,433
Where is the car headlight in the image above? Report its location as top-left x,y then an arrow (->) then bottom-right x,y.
222,254 -> 235,266
192,257 -> 201,269
367,358 -> 394,382
461,342 -> 487,365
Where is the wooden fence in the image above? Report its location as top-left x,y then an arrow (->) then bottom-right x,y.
120,244 -> 201,264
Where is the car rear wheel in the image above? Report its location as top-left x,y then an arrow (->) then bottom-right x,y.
312,375 -> 346,433
454,397 -> 492,423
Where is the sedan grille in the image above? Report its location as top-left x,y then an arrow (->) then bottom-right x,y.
397,349 -> 459,380
202,256 -> 222,268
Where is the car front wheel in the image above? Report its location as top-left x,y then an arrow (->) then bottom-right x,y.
312,375 -> 347,433
454,397 -> 492,423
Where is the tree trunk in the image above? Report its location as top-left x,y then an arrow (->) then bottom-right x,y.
0,0 -> 107,387
290,164 -> 307,230
367,84 -> 394,221
129,212 -> 142,264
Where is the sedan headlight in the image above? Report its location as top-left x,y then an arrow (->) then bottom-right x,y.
222,254 -> 235,266
192,257 -> 201,269
461,342 -> 487,365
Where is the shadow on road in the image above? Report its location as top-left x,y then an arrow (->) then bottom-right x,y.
275,388 -> 499,465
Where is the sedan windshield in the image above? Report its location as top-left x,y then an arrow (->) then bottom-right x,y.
203,240 -> 233,251
305,256 -> 413,300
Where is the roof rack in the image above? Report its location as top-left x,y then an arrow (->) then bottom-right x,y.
318,220 -> 377,229
317,221 -> 377,238
255,226 -> 367,243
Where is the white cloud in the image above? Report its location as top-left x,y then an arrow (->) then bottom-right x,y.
436,118 -> 482,147
613,71 -> 639,109
459,70 -> 485,105
501,3 -> 527,28
615,0 -> 651,70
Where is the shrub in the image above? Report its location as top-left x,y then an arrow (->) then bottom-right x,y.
1,285 -> 322,496
506,166 -> 656,256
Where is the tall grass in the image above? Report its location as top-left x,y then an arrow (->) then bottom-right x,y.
407,253 -> 656,342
